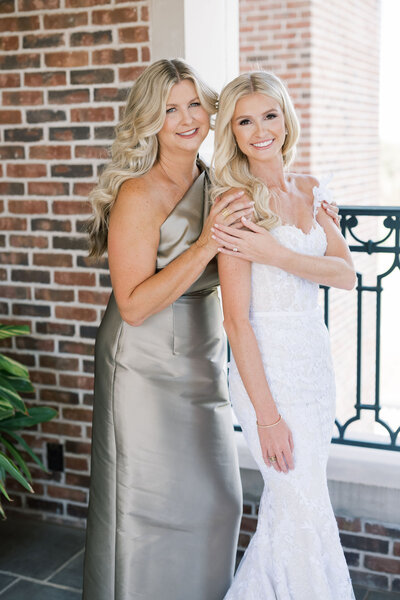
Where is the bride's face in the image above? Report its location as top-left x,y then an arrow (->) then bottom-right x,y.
231,93 -> 286,163
157,79 -> 210,155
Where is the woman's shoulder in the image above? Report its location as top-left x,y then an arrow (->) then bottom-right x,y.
112,172 -> 165,223
290,173 -> 319,194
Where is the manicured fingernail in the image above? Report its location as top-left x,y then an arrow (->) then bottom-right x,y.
242,216 -> 247,221
237,191 -> 244,196
214,223 -> 220,228
218,248 -> 223,252
211,227 -> 214,232
211,235 -> 216,240
248,201 -> 255,205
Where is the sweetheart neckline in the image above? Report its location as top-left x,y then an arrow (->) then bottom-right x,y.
272,221 -> 324,237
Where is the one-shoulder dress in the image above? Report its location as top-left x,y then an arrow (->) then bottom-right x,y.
83,170 -> 242,600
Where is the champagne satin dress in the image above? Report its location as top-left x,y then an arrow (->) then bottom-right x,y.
83,170 -> 242,600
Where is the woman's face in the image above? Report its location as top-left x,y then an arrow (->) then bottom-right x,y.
231,93 -> 286,164
157,79 -> 210,155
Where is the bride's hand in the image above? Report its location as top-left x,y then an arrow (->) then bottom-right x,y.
321,200 -> 341,229
211,216 -> 282,264
258,418 -> 294,473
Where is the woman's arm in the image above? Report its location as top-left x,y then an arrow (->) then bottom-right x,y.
212,207 -> 356,290
278,207 -> 356,289
108,180 -> 253,326
218,253 -> 294,473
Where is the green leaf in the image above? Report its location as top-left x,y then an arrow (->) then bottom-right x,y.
0,452 -> 33,493
0,479 -> 11,501
0,407 -> 15,422
5,431 -> 47,472
0,406 -> 57,431
0,397 -> 14,411
2,375 -> 34,394
0,437 -> 31,482
0,376 -> 27,414
0,325 -> 30,340
0,355 -> 28,379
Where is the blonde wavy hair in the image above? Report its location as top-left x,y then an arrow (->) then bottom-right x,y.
87,58 -> 218,258
211,71 -> 300,230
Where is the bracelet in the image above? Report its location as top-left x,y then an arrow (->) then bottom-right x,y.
256,414 -> 282,428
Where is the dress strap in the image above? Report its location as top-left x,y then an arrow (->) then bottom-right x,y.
312,173 -> 334,219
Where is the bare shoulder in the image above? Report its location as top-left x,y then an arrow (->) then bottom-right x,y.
111,172 -> 163,225
291,173 -> 319,194
290,173 -> 320,208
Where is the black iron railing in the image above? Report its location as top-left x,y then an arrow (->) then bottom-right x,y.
232,206 -> 400,452
330,206 -> 400,451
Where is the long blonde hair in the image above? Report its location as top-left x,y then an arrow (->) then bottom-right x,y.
211,71 -> 300,230
87,58 -> 218,258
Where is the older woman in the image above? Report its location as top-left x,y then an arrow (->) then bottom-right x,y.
82,58 -> 249,600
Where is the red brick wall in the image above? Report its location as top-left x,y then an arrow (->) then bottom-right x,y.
0,0 -> 151,521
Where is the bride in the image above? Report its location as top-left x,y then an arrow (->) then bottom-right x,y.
210,71 -> 356,599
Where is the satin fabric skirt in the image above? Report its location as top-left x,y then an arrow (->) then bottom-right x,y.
83,289 -> 242,600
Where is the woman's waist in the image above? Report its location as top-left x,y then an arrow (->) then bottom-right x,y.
249,304 -> 323,319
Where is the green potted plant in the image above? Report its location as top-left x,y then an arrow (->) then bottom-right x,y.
0,324 -> 57,518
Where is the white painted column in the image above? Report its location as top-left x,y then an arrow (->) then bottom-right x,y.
150,0 -> 239,160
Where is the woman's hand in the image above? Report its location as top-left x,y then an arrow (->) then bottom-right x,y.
211,216 -> 282,264
322,200 -> 341,229
258,418 -> 294,473
214,188 -> 255,228
196,191 -> 255,253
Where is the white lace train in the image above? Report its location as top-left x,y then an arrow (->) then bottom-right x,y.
225,183 -> 355,600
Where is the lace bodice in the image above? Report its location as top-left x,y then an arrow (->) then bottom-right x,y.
250,178 -> 332,314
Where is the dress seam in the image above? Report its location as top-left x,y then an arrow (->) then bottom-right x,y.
110,320 -> 124,599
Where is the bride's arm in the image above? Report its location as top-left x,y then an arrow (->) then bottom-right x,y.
218,254 -> 294,473
278,207 -> 356,288
212,208 -> 356,290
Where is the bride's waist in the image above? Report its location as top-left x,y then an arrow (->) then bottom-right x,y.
249,305 -> 322,319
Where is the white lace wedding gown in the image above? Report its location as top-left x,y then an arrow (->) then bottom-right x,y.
225,181 -> 355,600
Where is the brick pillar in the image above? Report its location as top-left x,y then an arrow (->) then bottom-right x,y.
0,0 -> 151,521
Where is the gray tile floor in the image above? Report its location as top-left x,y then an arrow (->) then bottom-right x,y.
0,516 -> 84,599
1,516 -> 400,599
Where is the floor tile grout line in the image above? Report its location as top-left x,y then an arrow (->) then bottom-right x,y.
44,546 -> 85,583
0,577 -> 20,597
0,570 -> 81,593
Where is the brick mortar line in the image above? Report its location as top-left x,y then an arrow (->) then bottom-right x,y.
0,41 -> 150,58
13,4 -> 148,16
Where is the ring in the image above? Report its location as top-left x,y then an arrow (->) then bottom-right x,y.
221,208 -> 230,218
233,247 -> 238,252
269,456 -> 277,463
